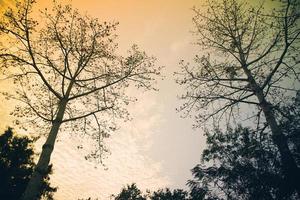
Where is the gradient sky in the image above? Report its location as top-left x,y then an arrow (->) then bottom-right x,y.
0,0 -> 207,199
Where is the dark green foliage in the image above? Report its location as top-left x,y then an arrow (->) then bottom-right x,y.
114,184 -> 147,200
279,94 -> 300,165
0,128 -> 56,200
187,95 -> 300,200
188,121 -> 300,200
189,187 -> 207,200
113,184 -> 191,200
151,188 -> 188,200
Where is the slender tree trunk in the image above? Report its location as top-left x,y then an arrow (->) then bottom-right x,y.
238,52 -> 300,195
256,90 -> 300,195
21,99 -> 68,200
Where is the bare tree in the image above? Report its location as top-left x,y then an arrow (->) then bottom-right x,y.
0,0 -> 161,199
176,0 -> 300,195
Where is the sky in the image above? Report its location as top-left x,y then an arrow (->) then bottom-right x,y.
0,0 -> 206,199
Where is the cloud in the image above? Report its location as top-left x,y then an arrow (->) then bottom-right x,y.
45,91 -> 170,200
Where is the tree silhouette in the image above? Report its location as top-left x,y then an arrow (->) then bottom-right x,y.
176,0 -> 300,195
114,184 -> 147,200
188,100 -> 300,200
0,0 -> 161,199
0,128 -> 56,200
279,92 -> 300,163
151,188 -> 188,200
112,184 -> 191,200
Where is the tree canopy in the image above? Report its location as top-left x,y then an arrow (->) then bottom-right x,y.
188,97 -> 300,199
114,184 -> 147,200
189,127 -> 286,199
112,184 -> 190,200
151,188 -> 189,200
0,128 -> 56,200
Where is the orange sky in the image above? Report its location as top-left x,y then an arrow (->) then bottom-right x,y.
0,0 -> 204,199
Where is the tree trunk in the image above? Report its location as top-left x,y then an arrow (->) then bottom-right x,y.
255,90 -> 300,196
239,54 -> 300,195
21,99 -> 68,200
